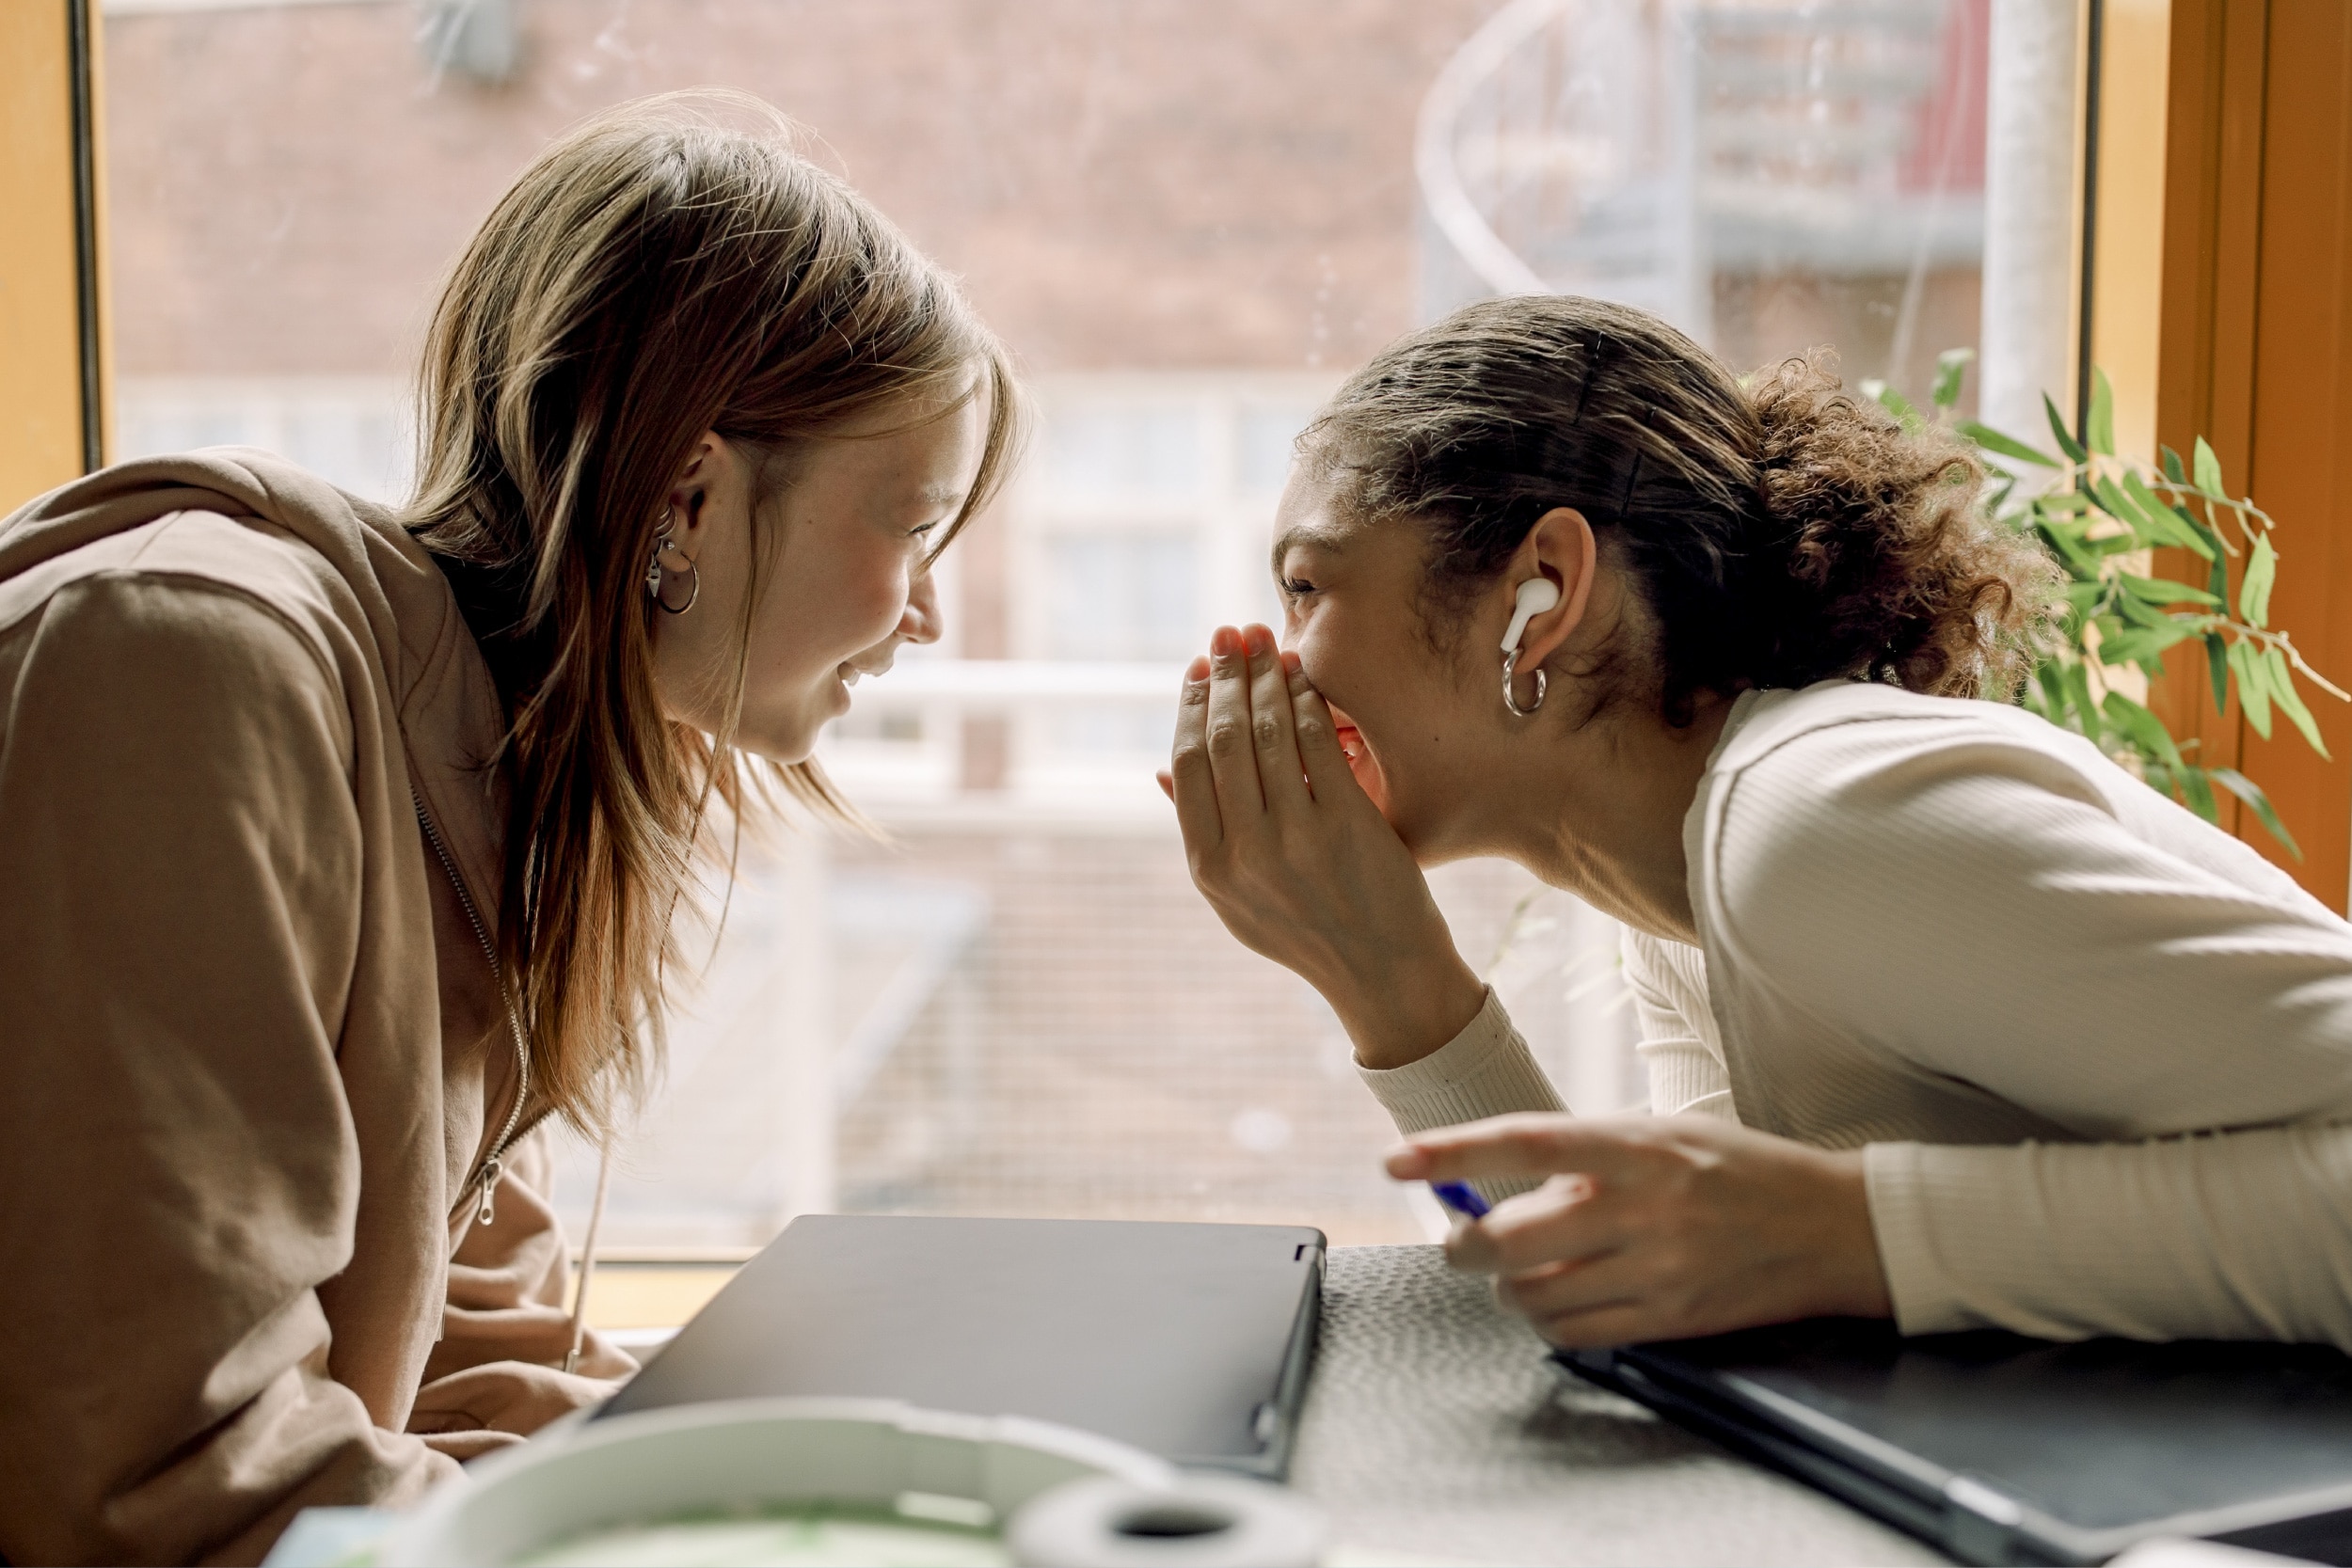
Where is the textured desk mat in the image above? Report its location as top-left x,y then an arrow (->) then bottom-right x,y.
1293,1245 -> 1944,1567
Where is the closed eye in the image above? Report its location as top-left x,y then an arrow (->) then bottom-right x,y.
1279,577 -> 1316,599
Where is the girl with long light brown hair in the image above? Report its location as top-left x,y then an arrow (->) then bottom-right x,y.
0,92 -> 1018,1565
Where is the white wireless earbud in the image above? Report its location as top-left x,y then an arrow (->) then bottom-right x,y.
1500,578 -> 1562,655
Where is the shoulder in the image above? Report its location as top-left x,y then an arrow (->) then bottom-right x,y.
2,509 -> 360,695
1692,683 -> 2125,942
1698,682 -> 2130,863
1714,681 -> 2121,800
2,529 -> 362,778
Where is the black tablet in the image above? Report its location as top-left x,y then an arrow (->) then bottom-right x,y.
600,1214 -> 1326,1479
1562,1320 -> 2352,1565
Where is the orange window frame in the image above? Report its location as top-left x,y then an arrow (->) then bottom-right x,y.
1,0 -> 107,514
2152,0 -> 2352,912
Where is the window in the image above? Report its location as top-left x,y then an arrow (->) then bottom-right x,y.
94,0 -> 2056,1253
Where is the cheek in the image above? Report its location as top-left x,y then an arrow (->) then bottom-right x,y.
762,538 -> 906,662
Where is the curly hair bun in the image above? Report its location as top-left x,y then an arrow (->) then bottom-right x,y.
1745,353 -> 2062,702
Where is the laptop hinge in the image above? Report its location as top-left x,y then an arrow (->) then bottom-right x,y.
1943,1474 -> 2026,1564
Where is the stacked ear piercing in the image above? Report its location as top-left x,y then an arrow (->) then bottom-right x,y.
644,520 -> 700,615
1499,578 -> 1560,718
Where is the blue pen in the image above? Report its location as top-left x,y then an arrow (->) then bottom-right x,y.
1430,1180 -> 1489,1220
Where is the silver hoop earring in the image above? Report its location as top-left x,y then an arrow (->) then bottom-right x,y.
1502,649 -> 1546,717
645,525 -> 699,616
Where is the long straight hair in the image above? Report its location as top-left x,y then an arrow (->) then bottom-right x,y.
405,91 -> 1022,1132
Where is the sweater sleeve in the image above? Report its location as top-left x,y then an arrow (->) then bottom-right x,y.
1619,928 -> 1737,1120
1712,712 -> 2352,1348
1356,988 -> 1565,1201
0,578 -> 456,1566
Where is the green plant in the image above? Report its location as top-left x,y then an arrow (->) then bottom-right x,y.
1865,351 -> 2347,858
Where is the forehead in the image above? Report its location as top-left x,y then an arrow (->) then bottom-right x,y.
1272,471 -> 1359,555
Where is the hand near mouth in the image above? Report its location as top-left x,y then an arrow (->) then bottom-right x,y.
1160,622 -> 1486,1070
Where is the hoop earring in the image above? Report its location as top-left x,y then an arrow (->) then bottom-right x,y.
1502,649 -> 1546,717
645,525 -> 699,616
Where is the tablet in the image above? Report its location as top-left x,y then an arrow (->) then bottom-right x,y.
1562,1319 -> 2352,1565
600,1214 -> 1326,1478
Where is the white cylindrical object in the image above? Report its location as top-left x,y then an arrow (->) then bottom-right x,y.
384,1398 -> 1173,1566
1979,0 -> 2081,450
1008,1474 -> 1327,1568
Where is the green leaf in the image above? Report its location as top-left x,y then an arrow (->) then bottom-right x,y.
2064,662 -> 2105,744
1931,348 -> 1975,410
2116,572 -> 2220,608
2175,763 -> 2221,823
2206,632 -> 2230,715
2162,445 -> 2188,485
2045,395 -> 2090,464
1960,420 -> 2060,467
1870,382 -> 1926,434
2232,640 -> 2275,738
2239,532 -> 2278,627
2036,518 -> 2101,578
2212,767 -> 2303,859
2032,663 -> 2070,725
2265,647 -> 2331,758
2207,546 -> 2231,611
2102,691 -> 2186,768
2124,470 -> 2216,559
2109,592 -> 2170,633
2087,368 -> 2117,456
2099,622 -> 2198,665
2193,436 -> 2228,499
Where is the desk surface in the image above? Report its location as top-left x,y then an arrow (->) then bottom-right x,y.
1295,1245 -> 1943,1567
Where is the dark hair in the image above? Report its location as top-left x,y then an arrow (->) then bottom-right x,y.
1298,295 -> 2061,722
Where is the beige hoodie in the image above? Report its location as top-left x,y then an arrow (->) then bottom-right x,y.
0,451 -> 634,1566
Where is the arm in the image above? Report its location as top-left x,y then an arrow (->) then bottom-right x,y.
1713,718 -> 2352,1346
0,577 -> 456,1565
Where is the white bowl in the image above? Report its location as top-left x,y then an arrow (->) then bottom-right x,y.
383,1397 -> 1175,1566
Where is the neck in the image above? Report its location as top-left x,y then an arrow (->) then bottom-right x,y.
1472,689 -> 1737,943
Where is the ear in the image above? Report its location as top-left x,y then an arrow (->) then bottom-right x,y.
1505,506 -> 1598,672
662,431 -> 726,562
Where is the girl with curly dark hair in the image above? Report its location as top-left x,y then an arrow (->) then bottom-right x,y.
1169,294 -> 2352,1354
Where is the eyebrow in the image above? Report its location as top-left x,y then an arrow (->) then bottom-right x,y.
1269,521 -> 1347,574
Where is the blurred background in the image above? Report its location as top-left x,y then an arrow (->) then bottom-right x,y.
98,0 -> 2066,1259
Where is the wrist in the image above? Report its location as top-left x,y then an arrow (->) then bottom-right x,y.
1813,1148 -> 1894,1319
1334,952 -> 1486,1071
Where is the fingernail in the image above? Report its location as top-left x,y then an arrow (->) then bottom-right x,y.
1211,626 -> 1240,657
1384,1146 -> 1430,1179
1280,650 -> 1304,677
1246,625 -> 1274,656
1185,656 -> 1211,683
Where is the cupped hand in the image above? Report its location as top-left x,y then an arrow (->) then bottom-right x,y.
1163,624 -> 1485,1068
1388,1113 -> 1893,1347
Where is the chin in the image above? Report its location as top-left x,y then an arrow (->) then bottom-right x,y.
728,709 -> 822,768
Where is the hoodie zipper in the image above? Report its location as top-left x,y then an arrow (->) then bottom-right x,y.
412,788 -> 532,1227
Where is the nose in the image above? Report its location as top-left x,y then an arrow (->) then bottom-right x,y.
900,571 -> 944,646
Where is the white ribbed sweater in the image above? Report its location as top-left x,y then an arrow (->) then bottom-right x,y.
1359,681 -> 2352,1348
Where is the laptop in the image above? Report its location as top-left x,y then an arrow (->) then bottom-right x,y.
599,1213 -> 1326,1478
1560,1319 -> 2352,1565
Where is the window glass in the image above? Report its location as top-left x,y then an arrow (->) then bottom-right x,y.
102,0 -> 2047,1253
1040,407 -> 1206,501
